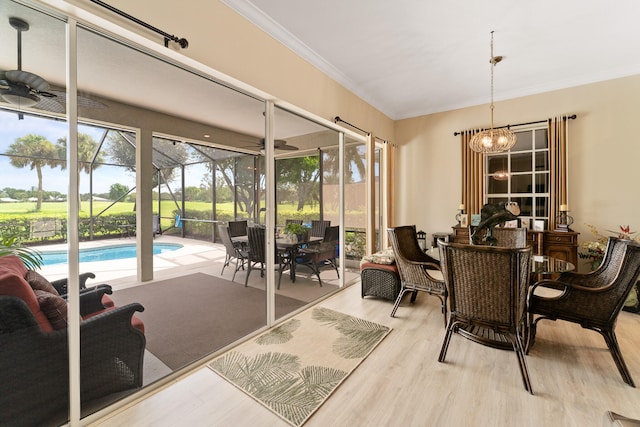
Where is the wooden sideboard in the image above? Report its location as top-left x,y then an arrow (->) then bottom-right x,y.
450,226 -> 579,265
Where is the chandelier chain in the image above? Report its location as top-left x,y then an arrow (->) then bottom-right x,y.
468,30 -> 516,153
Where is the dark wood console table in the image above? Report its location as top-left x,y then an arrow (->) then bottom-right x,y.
451,226 -> 579,265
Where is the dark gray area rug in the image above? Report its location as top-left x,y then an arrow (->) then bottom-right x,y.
112,273 -> 307,370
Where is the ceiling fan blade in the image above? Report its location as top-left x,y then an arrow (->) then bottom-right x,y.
260,138 -> 299,150
5,70 -> 49,92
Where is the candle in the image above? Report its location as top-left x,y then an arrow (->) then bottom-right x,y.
459,204 -> 465,211
560,204 -> 568,211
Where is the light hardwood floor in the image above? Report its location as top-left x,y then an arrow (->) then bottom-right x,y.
91,282 -> 640,427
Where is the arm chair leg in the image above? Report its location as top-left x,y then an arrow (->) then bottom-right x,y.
511,333 -> 534,394
602,329 -> 636,387
438,320 -> 455,362
390,288 -> 412,317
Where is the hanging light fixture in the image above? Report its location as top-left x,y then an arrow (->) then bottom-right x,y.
469,31 -> 516,153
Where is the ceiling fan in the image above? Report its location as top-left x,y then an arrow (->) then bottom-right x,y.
0,17 -> 56,108
260,138 -> 298,151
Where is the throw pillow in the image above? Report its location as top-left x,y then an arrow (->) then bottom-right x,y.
34,290 -> 68,330
360,247 -> 396,266
26,270 -> 60,296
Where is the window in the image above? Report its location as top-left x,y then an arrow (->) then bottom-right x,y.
485,126 -> 549,228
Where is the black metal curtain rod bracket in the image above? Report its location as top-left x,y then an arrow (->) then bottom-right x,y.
453,114 -> 577,136
89,0 -> 188,49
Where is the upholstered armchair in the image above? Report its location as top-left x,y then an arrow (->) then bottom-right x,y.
0,255 -> 145,426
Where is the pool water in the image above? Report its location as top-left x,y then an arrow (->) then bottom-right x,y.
39,243 -> 183,266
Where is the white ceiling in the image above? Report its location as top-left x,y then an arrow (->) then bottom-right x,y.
3,0 -> 640,140
224,0 -> 640,120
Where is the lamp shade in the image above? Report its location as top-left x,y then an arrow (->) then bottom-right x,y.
469,127 -> 517,153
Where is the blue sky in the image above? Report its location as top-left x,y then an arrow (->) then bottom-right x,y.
0,111 -> 199,194
1,112 -> 73,193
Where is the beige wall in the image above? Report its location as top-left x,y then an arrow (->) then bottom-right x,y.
395,75 -> 640,247
62,0 -> 638,249
62,0 -> 395,141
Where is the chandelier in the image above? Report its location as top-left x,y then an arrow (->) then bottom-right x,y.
469,31 -> 516,153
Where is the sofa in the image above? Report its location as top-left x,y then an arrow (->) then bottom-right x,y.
0,255 -> 145,426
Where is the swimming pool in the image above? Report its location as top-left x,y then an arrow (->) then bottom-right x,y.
39,243 -> 184,266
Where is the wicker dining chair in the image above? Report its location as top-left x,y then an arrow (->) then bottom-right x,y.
493,227 -> 527,248
470,226 -> 527,248
387,226 -> 447,324
527,237 -> 640,387
438,241 -> 534,394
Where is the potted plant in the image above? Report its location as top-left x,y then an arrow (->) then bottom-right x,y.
0,234 -> 43,270
283,223 -> 310,243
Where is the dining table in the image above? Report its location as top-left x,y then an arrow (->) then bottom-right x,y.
275,235 -> 323,282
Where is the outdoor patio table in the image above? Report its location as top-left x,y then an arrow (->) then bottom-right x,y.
232,234 -> 323,282
276,236 -> 323,282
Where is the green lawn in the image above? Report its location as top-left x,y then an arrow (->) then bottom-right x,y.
0,200 -> 321,222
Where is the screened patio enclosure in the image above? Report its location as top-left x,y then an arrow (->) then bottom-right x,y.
0,1 -> 379,424
0,108 -> 371,258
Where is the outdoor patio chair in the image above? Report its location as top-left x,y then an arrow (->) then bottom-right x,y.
295,225 -> 339,286
388,226 -> 446,324
438,241 -> 534,394
228,220 -> 248,238
244,226 -> 291,288
285,219 -> 303,226
310,220 -> 331,238
218,224 -> 248,282
527,237 -> 640,387
153,214 -> 161,237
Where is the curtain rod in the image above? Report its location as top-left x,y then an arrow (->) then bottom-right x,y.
334,116 -> 370,135
88,0 -> 189,48
453,114 -> 576,136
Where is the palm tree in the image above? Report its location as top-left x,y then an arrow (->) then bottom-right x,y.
6,134 -> 58,211
56,133 -> 104,209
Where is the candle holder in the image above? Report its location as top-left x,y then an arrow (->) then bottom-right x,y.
555,210 -> 574,232
455,209 -> 464,226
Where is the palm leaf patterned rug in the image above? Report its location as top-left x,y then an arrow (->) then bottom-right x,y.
208,306 -> 391,426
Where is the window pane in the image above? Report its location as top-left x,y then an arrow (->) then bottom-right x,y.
511,152 -> 532,172
512,197 -> 532,216
512,174 -> 532,193
487,155 -> 508,174
535,151 -> 548,171
487,196 -> 507,205
535,129 -> 549,149
536,197 -> 548,217
535,173 -> 548,193
513,130 -> 532,151
487,176 -> 508,193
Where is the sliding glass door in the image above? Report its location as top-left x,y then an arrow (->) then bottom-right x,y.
0,0 -> 368,424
